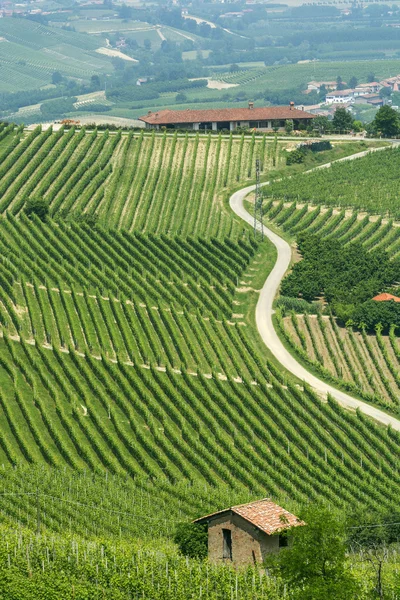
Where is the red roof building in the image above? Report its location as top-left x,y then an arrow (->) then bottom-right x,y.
194,499 -> 304,566
139,103 -> 315,132
372,293 -> 400,303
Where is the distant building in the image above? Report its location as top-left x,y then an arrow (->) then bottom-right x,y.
372,293 -> 400,303
380,76 -> 400,92
325,89 -> 355,104
307,80 -> 340,92
194,499 -> 304,568
139,103 -> 315,131
354,82 -> 381,96
354,94 -> 384,106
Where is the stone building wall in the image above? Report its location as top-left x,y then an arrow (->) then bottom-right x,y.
207,513 -> 279,568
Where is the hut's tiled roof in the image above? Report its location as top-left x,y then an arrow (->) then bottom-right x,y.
194,499 -> 304,535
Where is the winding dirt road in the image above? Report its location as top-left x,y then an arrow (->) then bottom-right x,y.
229,150 -> 400,430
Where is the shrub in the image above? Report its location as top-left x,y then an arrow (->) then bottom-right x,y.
174,522 -> 208,559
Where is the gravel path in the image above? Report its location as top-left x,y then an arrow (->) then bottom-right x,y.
229,147 -> 400,430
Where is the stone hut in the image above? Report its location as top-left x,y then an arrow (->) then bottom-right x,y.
194,498 -> 304,568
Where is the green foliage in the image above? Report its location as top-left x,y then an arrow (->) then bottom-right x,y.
266,506 -> 361,600
281,233 -> 399,307
0,524 -> 283,599
24,196 -> 49,221
352,299 -> 400,332
276,295 -> 323,315
332,107 -> 354,132
174,522 -> 208,558
372,105 -> 400,138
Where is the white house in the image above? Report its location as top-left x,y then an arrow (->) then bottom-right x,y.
325,89 -> 355,105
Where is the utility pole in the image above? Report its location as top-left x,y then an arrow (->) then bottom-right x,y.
253,158 -> 264,240
36,487 -> 40,535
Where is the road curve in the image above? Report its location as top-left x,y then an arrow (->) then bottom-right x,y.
229,169 -> 400,431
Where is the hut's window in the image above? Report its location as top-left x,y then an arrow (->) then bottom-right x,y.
252,550 -> 257,564
222,529 -> 232,559
279,533 -> 288,548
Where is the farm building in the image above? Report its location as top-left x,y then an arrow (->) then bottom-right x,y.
139,103 -> 315,131
194,499 -> 304,567
325,89 -> 355,104
372,293 -> 400,303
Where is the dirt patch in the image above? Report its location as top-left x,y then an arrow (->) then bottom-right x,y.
207,79 -> 238,90
96,47 -> 138,62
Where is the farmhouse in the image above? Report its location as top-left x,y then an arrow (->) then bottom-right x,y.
139,103 -> 315,131
325,89 -> 355,104
194,499 -> 304,567
372,293 -> 400,303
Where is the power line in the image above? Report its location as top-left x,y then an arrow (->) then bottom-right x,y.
0,491 -> 179,523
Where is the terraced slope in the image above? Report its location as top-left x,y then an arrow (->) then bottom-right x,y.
0,126 -> 283,237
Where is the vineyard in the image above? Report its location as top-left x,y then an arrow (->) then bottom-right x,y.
0,126 -> 284,237
260,182 -> 400,412
262,198 -> 400,259
278,312 -> 400,410
265,146 -> 400,217
0,17 -> 114,92
0,523 -> 285,599
1,125 -> 400,595
0,213 -> 399,512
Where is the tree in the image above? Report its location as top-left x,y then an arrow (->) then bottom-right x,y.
51,71 -> 63,85
285,119 -> 294,134
24,197 -> 49,222
229,63 -> 239,72
379,86 -> 392,99
143,38 -> 152,50
174,523 -> 208,558
373,105 -> 400,137
90,75 -> 101,89
266,506 -> 360,600
348,76 -> 358,89
319,84 -> 327,101
367,72 -> 376,83
313,115 -> 332,134
332,107 -> 354,132
175,92 -> 187,103
272,119 -> 280,132
336,75 -> 345,91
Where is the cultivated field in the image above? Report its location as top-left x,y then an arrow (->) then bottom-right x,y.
262,192 -> 400,410
0,127 -> 400,598
0,126 -> 285,237
265,146 -> 400,217
0,18 -> 113,91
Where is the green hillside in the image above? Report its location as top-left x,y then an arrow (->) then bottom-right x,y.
0,18 -> 113,92
0,126 -> 284,236
0,126 -> 400,596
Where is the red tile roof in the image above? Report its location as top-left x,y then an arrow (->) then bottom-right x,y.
372,293 -> 400,303
194,498 -> 304,535
326,89 -> 354,96
139,106 -> 315,125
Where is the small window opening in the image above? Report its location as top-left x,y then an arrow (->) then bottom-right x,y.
252,550 -> 257,565
222,529 -> 232,560
279,533 -> 288,548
